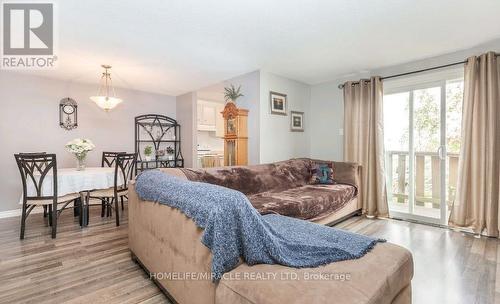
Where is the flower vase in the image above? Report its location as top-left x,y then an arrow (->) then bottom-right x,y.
75,153 -> 87,171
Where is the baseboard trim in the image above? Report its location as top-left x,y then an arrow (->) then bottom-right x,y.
325,209 -> 362,227
0,207 -> 44,219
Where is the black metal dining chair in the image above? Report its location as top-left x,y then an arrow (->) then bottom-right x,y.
15,153 -> 80,239
89,153 -> 137,226
100,152 -> 127,213
18,152 -> 50,218
102,151 -> 125,167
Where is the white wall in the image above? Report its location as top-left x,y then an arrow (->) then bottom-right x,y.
309,81 -> 344,161
0,72 -> 176,212
309,38 -> 500,161
176,92 -> 197,168
259,71 -> 311,163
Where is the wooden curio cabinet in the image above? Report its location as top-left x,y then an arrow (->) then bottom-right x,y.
222,102 -> 248,166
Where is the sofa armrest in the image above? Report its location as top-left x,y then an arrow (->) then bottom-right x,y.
332,161 -> 361,191
159,168 -> 189,179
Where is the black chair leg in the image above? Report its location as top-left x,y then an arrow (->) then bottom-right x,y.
51,202 -> 57,239
107,198 -> 112,217
20,204 -> 27,239
43,205 -> 47,218
121,196 -> 124,211
86,201 -> 90,226
48,205 -> 53,227
114,196 -> 120,226
73,198 -> 80,217
101,199 -> 105,217
79,204 -> 83,226
110,198 -> 113,217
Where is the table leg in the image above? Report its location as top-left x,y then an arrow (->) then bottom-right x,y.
83,191 -> 89,227
79,193 -> 84,227
80,191 -> 90,228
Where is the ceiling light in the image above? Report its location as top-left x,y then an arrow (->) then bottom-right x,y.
90,65 -> 123,111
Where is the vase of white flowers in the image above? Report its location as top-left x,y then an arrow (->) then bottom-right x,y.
65,138 -> 95,171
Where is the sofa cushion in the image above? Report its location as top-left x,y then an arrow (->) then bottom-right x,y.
248,183 -> 356,221
216,242 -> 413,304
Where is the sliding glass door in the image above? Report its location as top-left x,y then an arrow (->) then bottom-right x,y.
384,75 -> 463,225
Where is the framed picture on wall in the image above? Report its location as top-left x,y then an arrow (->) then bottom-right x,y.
290,111 -> 304,132
270,91 -> 287,115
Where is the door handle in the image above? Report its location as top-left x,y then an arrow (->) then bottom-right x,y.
437,146 -> 445,160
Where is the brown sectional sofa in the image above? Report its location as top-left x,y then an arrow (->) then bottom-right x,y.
180,158 -> 362,224
128,159 -> 413,304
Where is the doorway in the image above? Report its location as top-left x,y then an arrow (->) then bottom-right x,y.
383,71 -> 463,225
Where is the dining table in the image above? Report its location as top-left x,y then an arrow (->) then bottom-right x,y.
20,167 -> 123,227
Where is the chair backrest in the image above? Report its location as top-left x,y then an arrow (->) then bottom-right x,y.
20,152 -> 46,155
14,153 -> 57,202
114,153 -> 137,192
102,151 -> 125,167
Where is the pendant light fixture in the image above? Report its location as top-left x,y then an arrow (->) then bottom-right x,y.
90,64 -> 123,111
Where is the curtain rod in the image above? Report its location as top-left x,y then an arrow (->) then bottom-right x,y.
337,53 -> 500,89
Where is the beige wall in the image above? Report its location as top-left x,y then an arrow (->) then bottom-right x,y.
0,72 -> 176,212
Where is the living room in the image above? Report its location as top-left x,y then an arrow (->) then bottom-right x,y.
1,1 -> 500,304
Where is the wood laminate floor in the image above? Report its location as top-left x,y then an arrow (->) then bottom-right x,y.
0,204 -> 169,304
0,203 -> 498,304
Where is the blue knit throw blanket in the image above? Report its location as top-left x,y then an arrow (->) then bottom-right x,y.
135,170 -> 384,280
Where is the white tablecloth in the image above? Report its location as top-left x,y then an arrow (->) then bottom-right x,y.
20,167 -> 123,202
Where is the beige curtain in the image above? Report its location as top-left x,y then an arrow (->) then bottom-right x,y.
449,52 -> 500,237
343,77 -> 388,217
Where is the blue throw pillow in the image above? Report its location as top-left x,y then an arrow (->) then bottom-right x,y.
310,162 -> 334,185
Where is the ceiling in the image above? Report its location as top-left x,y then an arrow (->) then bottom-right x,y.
16,0 -> 500,96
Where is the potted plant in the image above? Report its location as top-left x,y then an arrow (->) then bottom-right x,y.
156,149 -> 166,160
65,138 -> 95,171
144,145 -> 153,161
224,84 -> 244,104
166,146 -> 175,160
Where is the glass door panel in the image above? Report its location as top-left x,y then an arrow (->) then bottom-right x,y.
445,80 -> 464,219
384,92 -> 410,214
412,87 -> 441,219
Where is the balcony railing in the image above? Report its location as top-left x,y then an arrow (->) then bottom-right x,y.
385,150 -> 459,209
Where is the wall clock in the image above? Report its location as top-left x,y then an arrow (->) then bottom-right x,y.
59,98 -> 78,130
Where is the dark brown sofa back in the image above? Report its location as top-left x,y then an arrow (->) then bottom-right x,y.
181,158 -> 312,195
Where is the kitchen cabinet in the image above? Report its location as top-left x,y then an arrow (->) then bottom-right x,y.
202,105 -> 216,126
196,103 -> 202,125
197,100 -> 224,135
